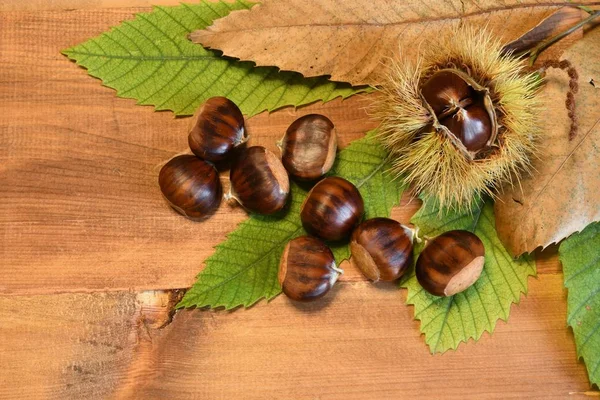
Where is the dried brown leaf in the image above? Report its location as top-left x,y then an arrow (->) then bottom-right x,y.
503,7 -> 584,59
495,27 -> 600,257
191,0 -> 599,85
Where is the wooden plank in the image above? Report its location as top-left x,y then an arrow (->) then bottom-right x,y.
0,276 -> 593,399
0,8 -> 377,294
0,292 -> 138,399
0,290 -> 181,399
124,276 -> 590,399
0,0 -> 180,12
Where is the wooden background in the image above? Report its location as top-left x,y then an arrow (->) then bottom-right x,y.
0,0 -> 597,398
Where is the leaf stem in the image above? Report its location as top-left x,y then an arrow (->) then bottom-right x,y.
577,4 -> 597,14
516,10 -> 600,66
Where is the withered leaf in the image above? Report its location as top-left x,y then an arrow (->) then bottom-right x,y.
495,27 -> 600,257
190,0 -> 593,85
502,7 -> 584,59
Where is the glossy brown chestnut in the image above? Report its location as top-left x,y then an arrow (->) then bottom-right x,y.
421,70 -> 474,117
188,96 -> 246,162
421,70 -> 494,154
280,114 -> 337,181
300,177 -> 364,241
416,230 -> 485,297
441,103 -> 492,152
158,155 -> 222,219
350,218 -> 413,282
279,236 -> 342,302
229,146 -> 289,215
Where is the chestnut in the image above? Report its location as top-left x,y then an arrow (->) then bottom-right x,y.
279,236 -> 342,302
229,146 -> 289,215
350,218 -> 413,282
421,70 -> 475,116
416,230 -> 485,297
188,96 -> 247,162
158,154 -> 222,219
280,114 -> 337,181
440,104 -> 492,152
420,69 -> 495,154
300,177 -> 364,241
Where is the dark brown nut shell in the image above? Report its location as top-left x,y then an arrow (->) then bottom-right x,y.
350,218 -> 413,282
300,177 -> 364,241
278,236 -> 340,302
420,70 -> 474,117
416,230 -> 485,297
188,96 -> 246,162
229,146 -> 290,215
158,155 -> 222,219
440,103 -> 492,153
281,114 -> 337,181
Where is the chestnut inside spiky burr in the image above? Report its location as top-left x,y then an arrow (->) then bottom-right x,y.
420,69 -> 497,158
375,26 -> 540,210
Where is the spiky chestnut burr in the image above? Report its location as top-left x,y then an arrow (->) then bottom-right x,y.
375,26 -> 540,210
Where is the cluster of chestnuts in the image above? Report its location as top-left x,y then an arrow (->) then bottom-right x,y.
158,96 -> 339,219
158,96 -> 487,303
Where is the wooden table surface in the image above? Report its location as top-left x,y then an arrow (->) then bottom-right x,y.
0,1 -> 597,398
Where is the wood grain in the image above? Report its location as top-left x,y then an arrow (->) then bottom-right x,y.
0,292 -> 139,399
0,276 -> 592,399
0,4 -> 595,399
137,276 -> 587,399
0,0 -> 182,11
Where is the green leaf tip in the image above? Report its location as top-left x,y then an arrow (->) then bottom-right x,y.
178,131 -> 407,310
560,222 -> 600,388
62,0 -> 369,117
402,198 -> 536,353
